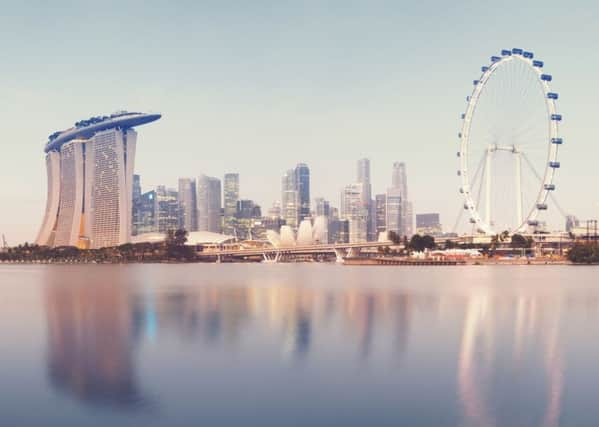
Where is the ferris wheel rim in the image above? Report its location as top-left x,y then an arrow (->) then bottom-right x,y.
458,49 -> 561,235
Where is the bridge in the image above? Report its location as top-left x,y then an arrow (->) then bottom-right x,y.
198,241 -> 394,263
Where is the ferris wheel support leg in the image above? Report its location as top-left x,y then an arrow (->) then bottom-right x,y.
485,147 -> 492,227
515,151 -> 523,229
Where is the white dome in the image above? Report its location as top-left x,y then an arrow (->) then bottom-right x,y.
279,226 -> 296,247
313,216 -> 328,244
297,220 -> 314,245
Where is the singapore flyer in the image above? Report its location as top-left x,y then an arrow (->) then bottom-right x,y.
458,48 -> 562,235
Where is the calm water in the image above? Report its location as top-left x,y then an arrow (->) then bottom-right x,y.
1,264 -> 599,426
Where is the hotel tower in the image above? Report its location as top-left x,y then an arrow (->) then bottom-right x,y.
36,112 -> 161,249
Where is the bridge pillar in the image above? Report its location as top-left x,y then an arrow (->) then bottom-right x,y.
347,247 -> 361,258
334,248 -> 346,263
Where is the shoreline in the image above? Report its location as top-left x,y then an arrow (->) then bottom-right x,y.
0,259 -> 588,266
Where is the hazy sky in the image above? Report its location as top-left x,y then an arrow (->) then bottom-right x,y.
1,0 -> 598,244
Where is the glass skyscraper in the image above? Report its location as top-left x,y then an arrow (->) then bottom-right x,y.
155,186 -> 179,233
375,194 -> 387,236
356,158 -> 374,241
281,163 -> 310,230
390,161 -> 413,237
178,178 -> 198,232
295,163 -> 310,223
282,169 -> 298,229
223,173 -> 240,235
341,183 -> 368,243
197,175 -> 222,233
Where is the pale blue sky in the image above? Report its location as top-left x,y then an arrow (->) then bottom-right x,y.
1,0 -> 598,243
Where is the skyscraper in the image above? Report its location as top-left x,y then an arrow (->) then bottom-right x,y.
132,174 -> 142,236
390,161 -> 413,237
136,190 -> 157,235
197,175 -> 222,233
314,197 -> 330,217
386,188 -> 402,237
341,183 -> 368,243
357,158 -> 372,202
178,178 -> 198,232
36,112 -> 161,248
416,213 -> 442,235
295,163 -> 310,223
155,186 -> 179,233
375,194 -> 387,236
282,169 -> 298,229
223,173 -> 239,234
356,158 -> 374,241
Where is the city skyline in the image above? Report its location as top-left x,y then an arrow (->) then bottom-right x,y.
2,1 -> 599,243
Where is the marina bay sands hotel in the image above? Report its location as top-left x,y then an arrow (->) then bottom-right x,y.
36,112 -> 161,249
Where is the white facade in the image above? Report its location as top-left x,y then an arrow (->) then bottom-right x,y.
54,140 -> 84,246
36,151 -> 61,246
36,127 -> 139,249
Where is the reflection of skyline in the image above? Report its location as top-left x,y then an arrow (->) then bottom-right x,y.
457,293 -> 566,427
130,285 -> 416,363
28,266 -> 599,425
45,269 -> 144,408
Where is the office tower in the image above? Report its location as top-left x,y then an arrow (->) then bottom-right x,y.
375,194 -> 387,235
267,201 -> 282,219
314,197 -> 330,217
341,183 -> 368,243
416,213 -> 442,235
282,169 -> 299,229
178,178 -> 197,232
236,199 -> 262,240
405,201 -> 414,237
132,174 -> 142,201
329,218 -> 349,243
386,188 -> 402,236
390,161 -> 413,237
223,173 -> 239,234
197,175 -> 222,233
137,190 -> 157,234
295,163 -> 310,223
155,186 -> 179,233
236,200 -> 261,219
132,174 -> 142,236
36,112 -> 161,248
357,158 -> 372,202
356,158 -> 374,241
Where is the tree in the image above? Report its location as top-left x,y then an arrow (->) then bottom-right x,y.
511,233 -> 532,249
388,230 -> 401,244
409,234 -> 436,252
567,243 -> 599,264
445,239 -> 458,249
166,229 -> 195,261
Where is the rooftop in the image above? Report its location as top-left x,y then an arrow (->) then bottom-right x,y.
45,111 -> 161,153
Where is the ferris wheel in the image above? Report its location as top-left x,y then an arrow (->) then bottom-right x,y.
458,48 -> 562,235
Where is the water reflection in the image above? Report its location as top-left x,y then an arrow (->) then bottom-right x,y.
457,293 -> 566,427
37,265 -> 599,425
45,269 -> 145,408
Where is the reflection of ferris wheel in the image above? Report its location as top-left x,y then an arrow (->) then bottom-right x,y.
458,48 -> 562,235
